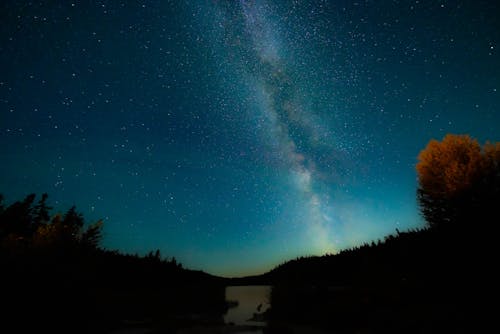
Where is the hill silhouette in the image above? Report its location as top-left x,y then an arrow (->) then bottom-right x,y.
224,223 -> 484,333
0,193 -> 229,333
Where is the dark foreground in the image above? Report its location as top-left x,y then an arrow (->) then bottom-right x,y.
3,227 -> 488,333
2,247 -> 229,333
1,194 -> 490,333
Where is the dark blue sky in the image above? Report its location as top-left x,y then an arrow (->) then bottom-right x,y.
1,1 -> 499,276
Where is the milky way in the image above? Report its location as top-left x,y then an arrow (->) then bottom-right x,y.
237,0 -> 337,252
1,1 -> 499,276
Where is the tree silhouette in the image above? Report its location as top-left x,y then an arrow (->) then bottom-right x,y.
0,194 -> 4,214
34,193 -> 51,226
0,193 -> 36,240
416,134 -> 500,230
80,220 -> 103,249
33,206 -> 103,250
0,194 -> 103,250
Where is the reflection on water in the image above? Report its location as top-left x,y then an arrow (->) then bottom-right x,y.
224,286 -> 271,326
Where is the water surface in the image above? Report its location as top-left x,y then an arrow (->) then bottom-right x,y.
224,286 -> 271,326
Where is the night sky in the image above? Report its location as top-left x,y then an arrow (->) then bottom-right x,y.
1,1 -> 499,276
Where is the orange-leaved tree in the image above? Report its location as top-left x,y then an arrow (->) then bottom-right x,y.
416,134 -> 500,230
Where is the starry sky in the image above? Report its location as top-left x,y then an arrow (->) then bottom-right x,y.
1,1 -> 499,276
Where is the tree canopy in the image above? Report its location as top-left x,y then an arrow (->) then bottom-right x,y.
0,193 -> 103,250
416,134 -> 500,230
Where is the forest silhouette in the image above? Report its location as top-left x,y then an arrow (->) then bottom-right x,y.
0,194 -> 227,333
1,134 -> 498,333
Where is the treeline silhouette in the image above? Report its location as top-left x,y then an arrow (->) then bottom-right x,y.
0,193 -> 228,333
268,228 -> 433,285
262,134 -> 498,333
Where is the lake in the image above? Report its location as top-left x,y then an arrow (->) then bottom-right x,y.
224,285 -> 271,326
